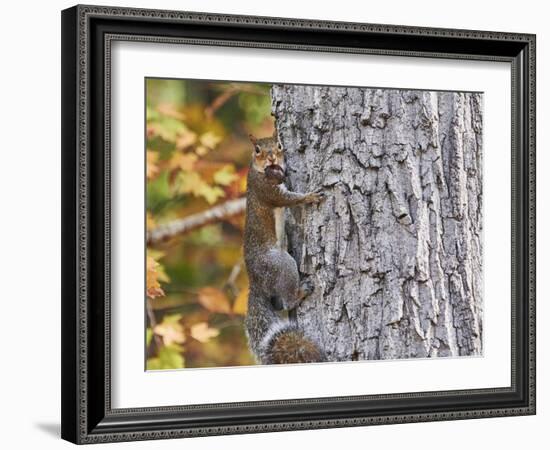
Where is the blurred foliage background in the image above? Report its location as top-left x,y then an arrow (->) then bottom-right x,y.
146,78 -> 274,370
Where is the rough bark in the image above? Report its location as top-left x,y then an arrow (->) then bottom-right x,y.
272,85 -> 483,361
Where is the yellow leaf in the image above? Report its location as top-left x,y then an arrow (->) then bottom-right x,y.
169,152 -> 197,172
176,172 -> 225,204
190,322 -> 220,343
146,151 -> 160,180
146,254 -> 165,299
176,172 -> 202,195
199,131 -> 222,149
154,314 -> 186,346
196,184 -> 225,205
198,287 -> 231,314
233,286 -> 249,315
213,165 -> 239,186
175,129 -> 197,150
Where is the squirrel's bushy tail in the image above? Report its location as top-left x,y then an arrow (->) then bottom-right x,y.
260,321 -> 325,364
245,289 -> 325,365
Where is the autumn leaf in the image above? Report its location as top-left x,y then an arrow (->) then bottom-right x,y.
233,286 -> 249,315
146,255 -> 165,299
198,287 -> 231,314
190,322 -> 220,343
199,131 -> 222,149
196,184 -> 225,205
146,151 -> 160,180
147,249 -> 170,283
213,165 -> 239,186
175,171 -> 201,195
175,129 -> 198,150
154,314 -> 186,346
169,152 -> 198,172
176,171 -> 225,204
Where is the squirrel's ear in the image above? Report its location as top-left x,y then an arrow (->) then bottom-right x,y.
248,134 -> 258,145
272,129 -> 278,139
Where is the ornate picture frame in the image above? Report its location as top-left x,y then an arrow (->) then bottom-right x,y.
61,4 -> 535,444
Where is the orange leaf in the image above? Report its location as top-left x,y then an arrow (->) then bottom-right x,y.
169,152 -> 198,172
232,286 -> 249,315
146,255 -> 165,299
146,151 -> 160,180
175,129 -> 198,150
198,287 -> 231,314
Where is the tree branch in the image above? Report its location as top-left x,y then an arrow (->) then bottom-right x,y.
147,197 -> 246,245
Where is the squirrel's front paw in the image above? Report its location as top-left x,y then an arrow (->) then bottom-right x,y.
305,189 -> 325,204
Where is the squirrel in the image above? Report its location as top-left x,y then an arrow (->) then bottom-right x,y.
243,131 -> 326,365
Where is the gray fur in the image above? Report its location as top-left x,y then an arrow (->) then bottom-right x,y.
244,152 -> 324,364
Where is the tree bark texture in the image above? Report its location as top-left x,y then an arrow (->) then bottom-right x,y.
272,85 -> 483,361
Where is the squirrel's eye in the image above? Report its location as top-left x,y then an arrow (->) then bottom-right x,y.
254,146 -> 261,154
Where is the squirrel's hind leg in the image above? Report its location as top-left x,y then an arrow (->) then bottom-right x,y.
268,248 -> 301,310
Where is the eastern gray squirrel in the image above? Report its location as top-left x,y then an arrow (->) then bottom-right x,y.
243,132 -> 325,364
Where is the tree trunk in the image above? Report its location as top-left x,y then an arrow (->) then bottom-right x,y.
272,85 -> 483,361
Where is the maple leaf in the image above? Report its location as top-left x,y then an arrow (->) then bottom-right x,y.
198,287 -> 231,314
196,184 -> 225,205
190,322 -> 220,343
147,249 -> 170,283
146,254 -> 165,299
176,172 -> 225,205
146,151 -> 160,180
199,131 -> 222,149
213,165 -> 239,186
154,314 -> 186,346
169,152 -> 198,172
175,129 -> 198,150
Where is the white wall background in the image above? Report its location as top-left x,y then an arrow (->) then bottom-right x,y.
0,0 -> 545,448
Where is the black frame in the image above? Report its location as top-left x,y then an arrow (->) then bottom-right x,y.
61,4 -> 536,444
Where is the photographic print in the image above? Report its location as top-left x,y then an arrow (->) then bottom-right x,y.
145,78 -> 483,370
61,8 -> 535,441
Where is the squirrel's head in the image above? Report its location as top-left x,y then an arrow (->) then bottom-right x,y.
249,132 -> 286,183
